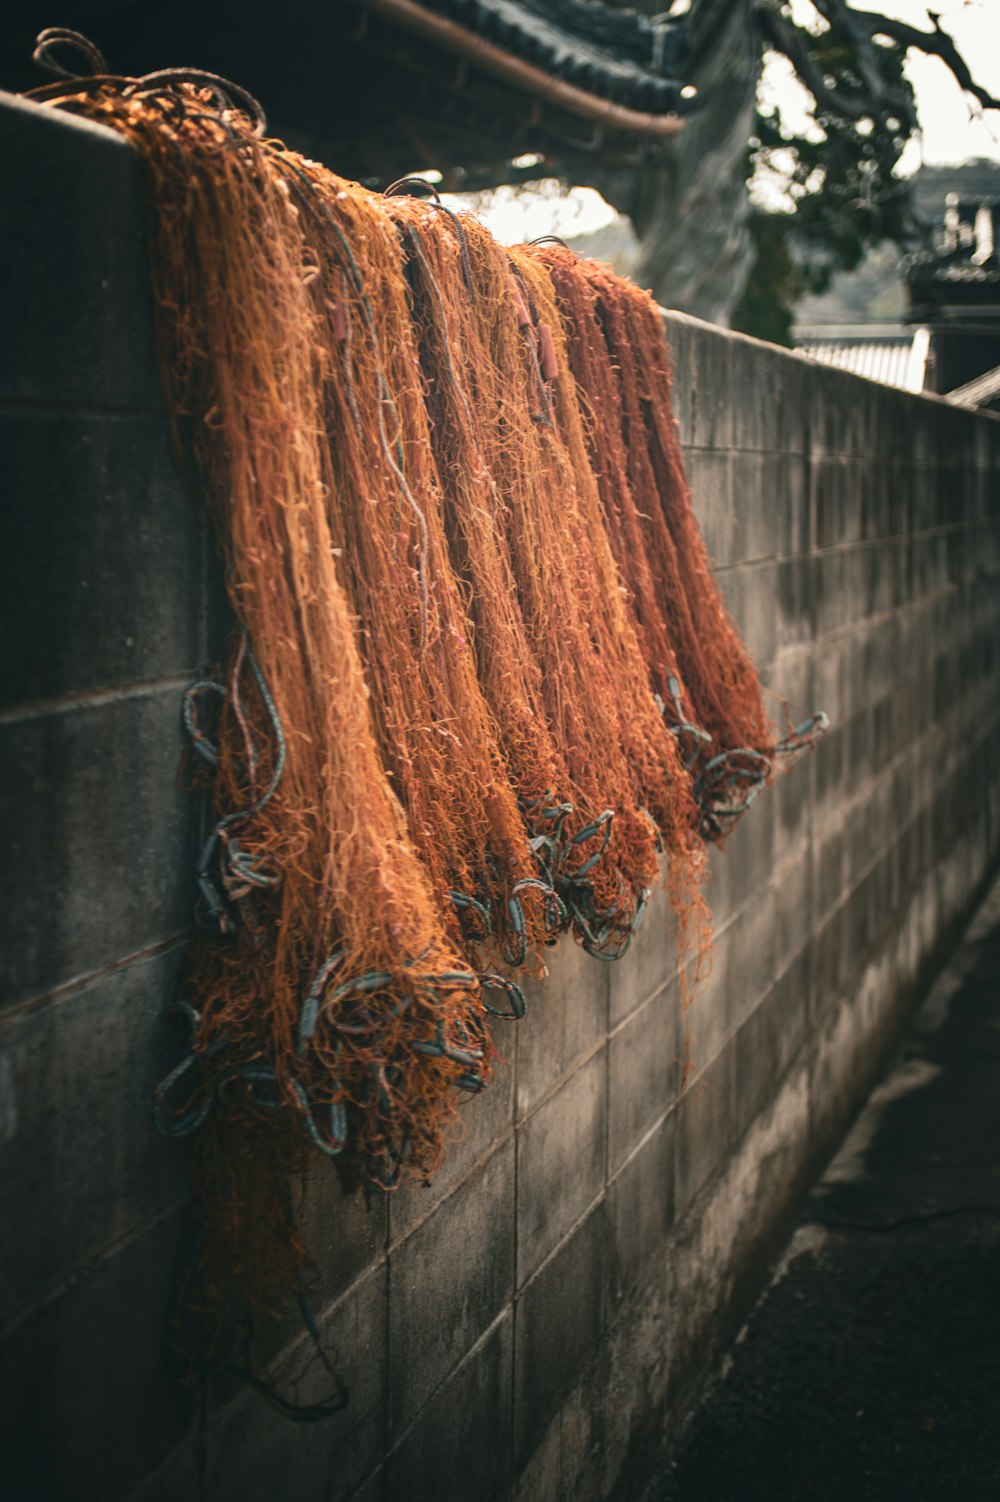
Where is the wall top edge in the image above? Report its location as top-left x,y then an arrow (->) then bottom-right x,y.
660,303 -> 1000,422
0,87 -> 131,149
1,84 -> 996,427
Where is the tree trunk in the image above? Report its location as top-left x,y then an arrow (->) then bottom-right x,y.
624,0 -> 760,323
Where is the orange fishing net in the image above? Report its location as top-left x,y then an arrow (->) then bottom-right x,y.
387,198 -> 703,955
532,249 -> 826,840
24,29 -> 822,1404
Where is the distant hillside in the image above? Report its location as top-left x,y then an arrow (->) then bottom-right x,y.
796,159 -> 1000,327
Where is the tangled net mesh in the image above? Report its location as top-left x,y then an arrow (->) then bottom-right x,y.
25,28 -> 824,1411
532,248 -> 826,839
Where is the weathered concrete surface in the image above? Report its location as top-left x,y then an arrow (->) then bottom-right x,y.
643,877 -> 1000,1502
2,93 -> 1000,1502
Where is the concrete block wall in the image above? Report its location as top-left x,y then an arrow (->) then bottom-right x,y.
3,95 -> 1000,1502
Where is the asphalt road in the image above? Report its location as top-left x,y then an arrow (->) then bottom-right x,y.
644,878 -> 1000,1502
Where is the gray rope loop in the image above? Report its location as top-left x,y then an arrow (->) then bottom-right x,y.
33,27 -> 108,79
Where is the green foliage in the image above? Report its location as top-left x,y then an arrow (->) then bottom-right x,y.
735,0 -> 921,339
730,211 -> 802,346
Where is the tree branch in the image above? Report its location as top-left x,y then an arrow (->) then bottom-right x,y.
753,1 -> 873,121
810,0 -> 1000,114
806,0 -> 889,107
853,8 -> 1000,112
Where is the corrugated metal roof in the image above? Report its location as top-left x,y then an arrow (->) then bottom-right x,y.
947,362 -> 1000,409
793,326 -> 930,393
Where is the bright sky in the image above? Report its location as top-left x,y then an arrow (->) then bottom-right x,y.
774,0 -> 1000,173
447,0 -> 1000,241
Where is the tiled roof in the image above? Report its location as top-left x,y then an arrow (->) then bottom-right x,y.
421,0 -> 690,112
794,326 -> 931,394
907,197 -> 999,286
947,362 -> 1000,409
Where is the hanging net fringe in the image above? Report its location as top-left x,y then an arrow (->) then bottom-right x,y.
24,31 -> 825,1402
529,247 -> 828,839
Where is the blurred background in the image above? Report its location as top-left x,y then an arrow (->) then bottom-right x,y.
3,1 -> 998,390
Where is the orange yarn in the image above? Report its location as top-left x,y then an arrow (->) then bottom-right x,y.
26,53 -> 821,1382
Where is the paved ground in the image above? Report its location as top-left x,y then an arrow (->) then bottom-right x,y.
644,878 -> 1000,1502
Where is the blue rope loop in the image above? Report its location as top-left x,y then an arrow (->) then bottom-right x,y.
297,951 -> 480,1054
413,1018 -> 484,1069
520,801 -> 648,958
183,678 -> 225,766
449,886 -> 492,943
774,710 -> 830,760
696,746 -> 772,840
450,857 -> 564,966
153,1006 -> 353,1149
184,631 -> 287,935
479,970 -> 527,1020
659,674 -> 713,770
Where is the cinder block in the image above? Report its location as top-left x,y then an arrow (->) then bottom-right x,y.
1,1209 -> 195,1502
0,687 -> 198,1015
706,777 -> 775,925
870,692 -> 895,773
861,540 -> 895,619
608,878 -> 678,1028
687,449 -> 733,564
608,979 -> 681,1174
729,452 -> 775,565
515,934 -> 608,1118
894,604 -> 934,686
774,357 -> 811,460
775,555 -> 814,654
607,1109 -> 676,1303
812,719 -> 848,835
687,886 -> 777,1070
845,708 -> 873,787
808,367 -> 873,460
912,533 -> 949,599
863,466 -> 892,539
501,1403 -> 561,1502
772,747 -> 812,862
0,94 -> 163,410
673,1044 -> 736,1218
715,561 -> 778,672
812,813 -> 846,923
0,410 -> 206,710
686,319 -> 734,452
772,847 -> 812,979
776,451 -> 810,559
388,1139 -> 514,1435
342,1468 -> 387,1502
806,948 -> 898,1157
204,1263 -> 388,1502
513,1201 -> 608,1461
840,547 -> 871,630
887,458 -> 913,537
732,950 -> 809,1137
388,1046 -> 513,1241
844,777 -> 891,884
385,1314 -> 512,1502
298,1164 -> 388,1309
765,644 -> 816,728
894,530 -> 916,604
0,942 -> 190,1324
517,1047 -> 606,1284
810,628 -> 853,727
120,1434 -> 203,1502
728,335 -> 776,454
812,549 -> 849,641
661,312 -> 696,448
814,458 -> 862,549
1,687 -> 198,1008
